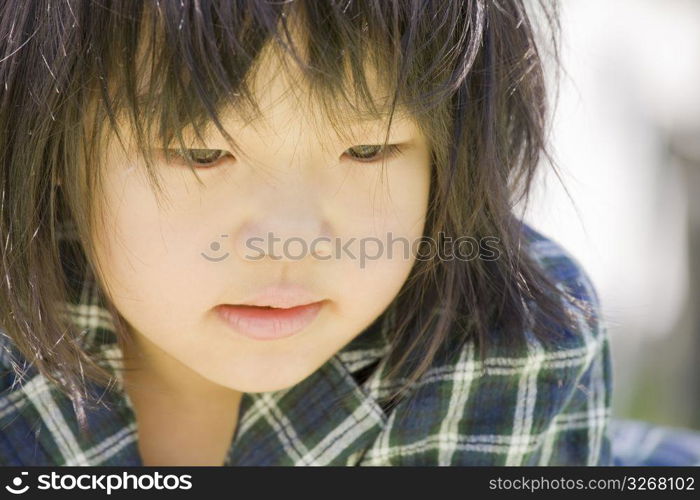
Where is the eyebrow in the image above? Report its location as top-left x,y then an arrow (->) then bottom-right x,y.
165,101 -> 413,146
194,113 -> 411,141
230,93 -> 412,125
344,110 -> 412,125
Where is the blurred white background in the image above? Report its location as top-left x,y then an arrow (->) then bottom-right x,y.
522,0 -> 700,429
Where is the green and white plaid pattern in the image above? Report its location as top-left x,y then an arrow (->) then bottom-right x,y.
0,223 -> 612,465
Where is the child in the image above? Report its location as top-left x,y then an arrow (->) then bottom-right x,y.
0,0 -> 611,465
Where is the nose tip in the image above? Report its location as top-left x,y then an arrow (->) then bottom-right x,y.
229,169 -> 334,263
234,223 -> 334,262
311,238 -> 333,258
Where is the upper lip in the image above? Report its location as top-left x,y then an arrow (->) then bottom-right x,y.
223,283 -> 325,309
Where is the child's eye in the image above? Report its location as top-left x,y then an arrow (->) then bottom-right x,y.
344,144 -> 403,163
166,148 -> 231,168
162,145 -> 402,167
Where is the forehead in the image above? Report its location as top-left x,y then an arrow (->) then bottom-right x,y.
217,41 -> 409,132
172,49 -> 413,146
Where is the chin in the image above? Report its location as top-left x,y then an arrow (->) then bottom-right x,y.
197,360 -> 317,394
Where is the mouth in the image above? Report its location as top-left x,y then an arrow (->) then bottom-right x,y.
214,300 -> 327,341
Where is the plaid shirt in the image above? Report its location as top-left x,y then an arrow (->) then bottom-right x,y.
0,222 -> 612,466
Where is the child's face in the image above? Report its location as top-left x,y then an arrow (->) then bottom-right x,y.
92,47 -> 432,393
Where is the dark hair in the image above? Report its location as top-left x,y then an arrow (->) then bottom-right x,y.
0,0 -> 580,426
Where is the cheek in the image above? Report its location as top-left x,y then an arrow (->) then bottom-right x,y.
328,162 -> 431,315
342,158 -> 431,253
91,165 -> 218,331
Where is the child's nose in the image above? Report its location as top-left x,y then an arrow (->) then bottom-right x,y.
233,220 -> 334,262
231,187 -> 334,263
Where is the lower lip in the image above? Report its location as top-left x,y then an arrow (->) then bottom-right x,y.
215,301 -> 326,341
